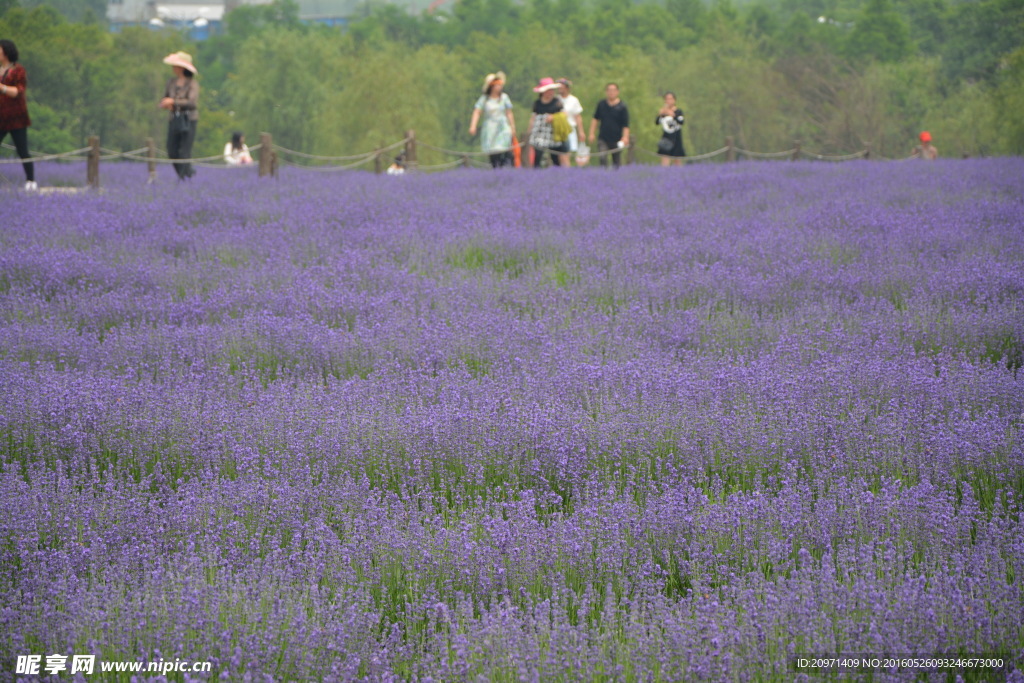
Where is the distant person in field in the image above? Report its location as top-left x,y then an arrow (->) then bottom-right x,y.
224,131 -> 252,166
528,78 -> 568,168
387,153 -> 406,175
911,131 -> 938,160
589,82 -> 630,169
656,92 -> 686,167
159,51 -> 199,181
556,78 -> 586,167
470,71 -> 516,169
0,39 -> 36,191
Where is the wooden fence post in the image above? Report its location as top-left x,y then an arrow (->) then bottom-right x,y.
374,148 -> 383,174
864,143 -> 871,160
405,129 -> 417,171
258,132 -> 272,177
462,154 -> 471,168
146,137 -> 156,184
791,141 -> 801,161
86,136 -> 100,189
627,139 -> 636,165
726,136 -> 735,162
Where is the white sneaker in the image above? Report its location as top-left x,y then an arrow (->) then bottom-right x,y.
24,181 -> 38,191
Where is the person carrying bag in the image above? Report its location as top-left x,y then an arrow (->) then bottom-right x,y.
159,51 -> 200,181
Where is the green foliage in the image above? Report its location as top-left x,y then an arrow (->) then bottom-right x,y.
990,48 -> 1024,155
3,0 -> 1022,160
228,27 -> 337,153
845,0 -> 911,63
941,0 -> 1024,82
18,0 -> 104,22
225,0 -> 302,39
18,103 -> 74,152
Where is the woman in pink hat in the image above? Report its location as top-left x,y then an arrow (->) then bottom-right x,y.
527,77 -> 567,168
159,51 -> 200,180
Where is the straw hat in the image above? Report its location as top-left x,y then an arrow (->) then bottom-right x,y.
533,77 -> 559,93
482,71 -> 507,93
163,51 -> 198,75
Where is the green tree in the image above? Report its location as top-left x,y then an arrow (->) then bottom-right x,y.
990,47 -> 1024,154
229,27 -> 337,153
900,0 -> 947,55
941,0 -> 1024,82
18,0 -> 104,23
845,0 -> 911,63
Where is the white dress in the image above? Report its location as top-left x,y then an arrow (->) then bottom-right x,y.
224,143 -> 253,165
474,93 -> 514,154
560,94 -> 584,152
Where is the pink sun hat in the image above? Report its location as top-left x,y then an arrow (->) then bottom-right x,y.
163,51 -> 198,75
533,77 -> 559,93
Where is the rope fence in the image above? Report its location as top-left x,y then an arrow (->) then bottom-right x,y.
1,132 -> 888,188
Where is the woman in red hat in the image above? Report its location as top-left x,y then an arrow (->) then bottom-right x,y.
911,131 -> 938,160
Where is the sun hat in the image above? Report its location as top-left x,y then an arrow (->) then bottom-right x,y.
482,71 -> 507,93
919,131 -> 931,142
163,51 -> 198,75
533,77 -> 560,93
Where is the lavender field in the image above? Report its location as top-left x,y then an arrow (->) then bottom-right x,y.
2,160 -> 1023,681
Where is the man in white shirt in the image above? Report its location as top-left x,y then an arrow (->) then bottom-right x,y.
557,79 -> 586,167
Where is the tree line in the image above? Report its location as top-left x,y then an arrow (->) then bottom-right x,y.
1,0 -> 1021,163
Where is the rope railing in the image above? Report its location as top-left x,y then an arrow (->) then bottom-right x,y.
801,149 -> 869,161
277,156 -> 377,172
0,145 -> 92,164
417,158 -> 471,171
686,146 -> 732,161
734,147 -> 797,159
418,141 -> 499,158
271,137 -> 409,163
119,150 -> 231,164
1,132 -> 881,188
636,146 -> 731,162
272,147 -> 378,163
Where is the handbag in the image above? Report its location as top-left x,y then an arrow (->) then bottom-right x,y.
657,136 -> 674,154
172,110 -> 191,135
551,112 -> 571,143
576,143 -> 590,166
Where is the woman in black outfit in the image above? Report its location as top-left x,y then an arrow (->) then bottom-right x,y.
655,92 -> 686,167
159,51 -> 199,181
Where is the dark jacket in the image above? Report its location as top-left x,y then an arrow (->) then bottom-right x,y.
0,64 -> 31,130
165,77 -> 199,122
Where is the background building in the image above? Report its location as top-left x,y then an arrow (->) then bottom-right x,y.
106,0 -> 362,37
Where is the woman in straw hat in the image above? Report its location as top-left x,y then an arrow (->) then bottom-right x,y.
470,72 -> 516,169
159,51 -> 199,180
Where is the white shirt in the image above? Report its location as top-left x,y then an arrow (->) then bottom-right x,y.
224,143 -> 252,166
560,94 -> 583,130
